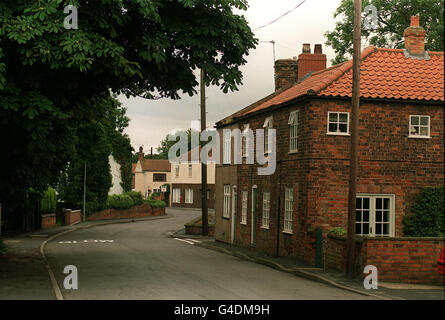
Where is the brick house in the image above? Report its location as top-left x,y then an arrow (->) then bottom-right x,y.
214,16 -> 444,266
171,148 -> 216,209
134,147 -> 171,199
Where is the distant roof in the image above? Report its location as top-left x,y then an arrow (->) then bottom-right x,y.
218,46 -> 444,125
140,159 -> 171,172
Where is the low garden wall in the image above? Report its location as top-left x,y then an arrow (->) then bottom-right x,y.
324,234 -> 444,284
41,213 -> 56,229
64,209 -> 82,226
86,203 -> 165,221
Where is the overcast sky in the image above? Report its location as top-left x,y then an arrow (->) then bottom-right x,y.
119,0 -> 342,154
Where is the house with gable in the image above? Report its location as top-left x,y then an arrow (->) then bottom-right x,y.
214,16 -> 444,266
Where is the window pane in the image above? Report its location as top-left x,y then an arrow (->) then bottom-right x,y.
376,211 -> 382,222
356,198 -> 362,209
364,198 -> 370,209
363,223 -> 369,235
383,224 -> 389,235
376,224 -> 382,235
329,113 -> 338,122
363,211 -> 369,222
355,223 -> 361,234
411,116 -> 419,125
420,126 -> 429,136
329,123 -> 337,132
339,113 -> 348,122
339,123 -> 348,133
376,198 -> 382,209
383,211 -> 389,222
356,211 -> 362,222
420,116 -> 429,125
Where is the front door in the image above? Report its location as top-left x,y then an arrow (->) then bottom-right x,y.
251,186 -> 257,246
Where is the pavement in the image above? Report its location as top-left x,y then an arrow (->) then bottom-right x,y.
169,228 -> 445,301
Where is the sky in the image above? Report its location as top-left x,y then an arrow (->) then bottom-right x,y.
119,0 -> 343,154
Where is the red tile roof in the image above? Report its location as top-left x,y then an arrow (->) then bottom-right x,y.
241,46 -> 444,117
140,159 -> 171,172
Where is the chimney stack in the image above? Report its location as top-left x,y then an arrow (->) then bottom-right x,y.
274,58 -> 298,91
403,15 -> 429,59
138,146 -> 144,162
297,43 -> 327,80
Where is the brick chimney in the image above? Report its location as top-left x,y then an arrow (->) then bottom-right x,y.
297,43 -> 327,80
274,58 -> 298,91
403,15 -> 429,59
138,146 -> 144,162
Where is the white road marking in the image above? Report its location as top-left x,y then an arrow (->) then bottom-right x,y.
185,239 -> 201,243
58,240 -> 114,244
173,238 -> 195,245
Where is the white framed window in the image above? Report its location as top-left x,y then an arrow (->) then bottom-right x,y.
223,185 -> 231,218
175,165 -> 180,178
242,124 -> 250,157
409,115 -> 430,138
241,191 -> 248,224
188,164 -> 193,178
172,188 -> 181,203
284,188 -> 293,233
263,116 -> 273,154
288,110 -> 299,152
356,194 -> 395,237
185,188 -> 193,204
327,112 -> 349,135
262,192 -> 270,228
223,131 -> 231,164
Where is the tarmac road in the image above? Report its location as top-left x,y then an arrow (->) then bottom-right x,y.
44,208 -> 376,300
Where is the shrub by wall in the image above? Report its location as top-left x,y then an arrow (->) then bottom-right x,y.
403,187 -> 444,237
124,191 -> 143,206
106,194 -> 134,210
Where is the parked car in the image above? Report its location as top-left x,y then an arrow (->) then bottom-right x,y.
438,247 -> 444,275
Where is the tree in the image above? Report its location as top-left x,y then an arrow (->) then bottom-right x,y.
0,0 -> 256,228
325,0 -> 444,64
56,95 -> 133,212
156,128 -> 199,159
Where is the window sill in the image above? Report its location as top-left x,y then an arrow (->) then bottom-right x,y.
240,222 -> 247,226
282,230 -> 293,235
288,150 -> 298,154
222,216 -> 230,220
408,135 -> 431,139
260,226 -> 270,230
326,132 -> 350,136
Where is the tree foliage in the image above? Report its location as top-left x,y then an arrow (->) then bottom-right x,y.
403,187 -> 444,237
0,0 -> 256,223
325,0 -> 444,64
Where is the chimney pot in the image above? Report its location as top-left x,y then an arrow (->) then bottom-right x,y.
138,146 -> 144,162
411,15 -> 420,27
302,43 -> 311,53
314,44 -> 323,54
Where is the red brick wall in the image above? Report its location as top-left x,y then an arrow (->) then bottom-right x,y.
64,209 -> 82,225
86,204 -> 164,221
41,213 -> 56,229
324,235 -> 445,284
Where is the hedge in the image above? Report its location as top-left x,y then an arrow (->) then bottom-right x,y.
403,186 -> 444,237
106,194 -> 134,210
145,199 -> 167,209
124,191 -> 143,206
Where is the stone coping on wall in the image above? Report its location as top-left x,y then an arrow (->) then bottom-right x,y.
327,233 -> 444,242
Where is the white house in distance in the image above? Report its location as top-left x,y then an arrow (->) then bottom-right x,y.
170,148 -> 216,209
134,147 -> 171,199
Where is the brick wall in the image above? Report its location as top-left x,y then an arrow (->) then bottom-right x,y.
64,209 -> 82,226
86,204 -> 164,221
41,213 -> 56,229
171,183 -> 215,209
324,235 -> 445,284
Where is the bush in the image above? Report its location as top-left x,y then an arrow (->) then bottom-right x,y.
0,239 -> 7,256
328,227 -> 347,237
150,192 -> 161,200
41,187 -> 57,213
106,194 -> 134,210
403,187 -> 444,237
124,191 -> 143,206
145,199 -> 167,208
85,201 -> 106,215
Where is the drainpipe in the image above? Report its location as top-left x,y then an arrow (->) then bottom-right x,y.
276,160 -> 282,257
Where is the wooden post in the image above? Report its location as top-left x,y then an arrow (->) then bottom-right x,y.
200,69 -> 209,236
346,0 -> 362,278
0,203 -> 2,236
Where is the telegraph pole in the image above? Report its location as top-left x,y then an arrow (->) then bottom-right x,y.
83,163 -> 87,222
200,69 -> 209,236
346,0 -> 362,278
